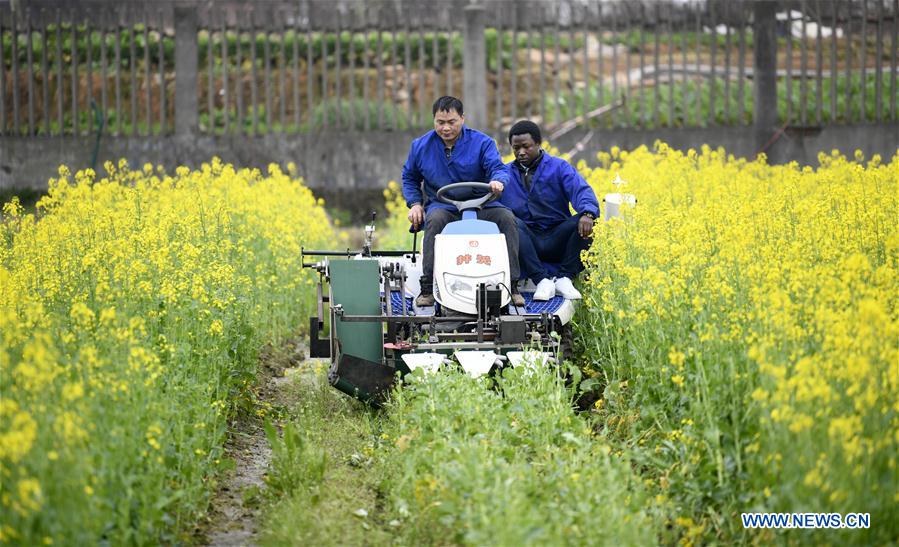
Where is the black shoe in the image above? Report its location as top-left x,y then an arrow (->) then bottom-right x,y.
416,292 -> 435,307
418,277 -> 435,307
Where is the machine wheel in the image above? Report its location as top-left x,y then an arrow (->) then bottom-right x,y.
555,322 -> 574,364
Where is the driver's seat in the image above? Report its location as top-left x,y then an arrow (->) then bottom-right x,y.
440,210 -> 500,235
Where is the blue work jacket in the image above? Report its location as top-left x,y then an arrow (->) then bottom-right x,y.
500,151 -> 600,232
402,127 -> 510,213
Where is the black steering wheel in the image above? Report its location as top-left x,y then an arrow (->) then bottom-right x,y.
435,182 -> 499,212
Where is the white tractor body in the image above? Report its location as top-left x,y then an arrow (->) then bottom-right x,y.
433,230 -> 511,314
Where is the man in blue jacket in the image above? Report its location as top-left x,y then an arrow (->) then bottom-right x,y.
402,96 -> 523,307
501,120 -> 599,301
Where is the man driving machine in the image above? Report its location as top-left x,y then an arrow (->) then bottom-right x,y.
402,96 -> 524,307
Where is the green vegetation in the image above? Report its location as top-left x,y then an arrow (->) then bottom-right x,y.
2,25 -> 586,73
609,28 -> 756,52
2,23 -> 173,70
549,73 -> 899,126
373,363 -> 661,545
575,145 -> 897,544
0,161 -> 334,544
4,21 -> 894,134
257,364 -> 393,546
260,360 -> 663,546
197,98 -> 417,135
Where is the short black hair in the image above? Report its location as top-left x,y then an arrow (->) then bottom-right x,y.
508,120 -> 542,145
432,96 -> 464,117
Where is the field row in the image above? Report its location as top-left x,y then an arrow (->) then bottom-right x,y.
0,160 -> 333,544
375,143 -> 898,544
2,144 -> 897,544
575,144 -> 898,543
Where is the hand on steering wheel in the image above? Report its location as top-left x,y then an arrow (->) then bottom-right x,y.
435,181 -> 501,212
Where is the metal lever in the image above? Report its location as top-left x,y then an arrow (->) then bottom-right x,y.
363,211 -> 377,256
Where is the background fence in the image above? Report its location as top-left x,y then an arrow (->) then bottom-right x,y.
2,0 -> 897,137
1,3 -> 174,136
1,1 -> 898,208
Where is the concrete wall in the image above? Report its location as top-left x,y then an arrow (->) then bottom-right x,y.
2,123 -> 897,214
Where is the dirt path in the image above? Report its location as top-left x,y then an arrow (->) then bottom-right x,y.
201,418 -> 270,546
197,340 -> 306,547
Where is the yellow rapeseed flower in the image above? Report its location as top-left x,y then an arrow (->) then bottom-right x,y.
578,143 -> 898,527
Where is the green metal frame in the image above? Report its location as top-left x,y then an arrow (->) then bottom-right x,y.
328,259 -> 390,401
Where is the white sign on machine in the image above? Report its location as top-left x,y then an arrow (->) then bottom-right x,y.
433,232 -> 511,314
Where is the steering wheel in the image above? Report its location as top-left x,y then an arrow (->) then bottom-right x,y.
435,182 -> 499,212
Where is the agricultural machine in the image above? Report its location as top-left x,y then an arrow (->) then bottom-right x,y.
302,180 -> 633,405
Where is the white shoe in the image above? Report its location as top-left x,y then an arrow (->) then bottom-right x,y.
532,278 -> 556,301
554,277 -> 582,300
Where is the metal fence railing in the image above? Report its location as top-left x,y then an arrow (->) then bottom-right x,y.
193,2 -> 466,134
0,4 -> 174,136
489,0 -> 898,129
1,0 -> 897,138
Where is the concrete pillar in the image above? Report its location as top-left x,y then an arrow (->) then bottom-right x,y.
753,1 -> 779,161
463,4 -> 487,128
175,5 -> 199,136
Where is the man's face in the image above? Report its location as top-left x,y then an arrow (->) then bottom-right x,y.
434,109 -> 464,145
511,134 -> 541,166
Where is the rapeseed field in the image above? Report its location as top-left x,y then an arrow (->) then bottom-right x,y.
578,144 -> 897,543
3,145 -> 896,545
376,144 -> 897,544
0,159 -> 333,544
